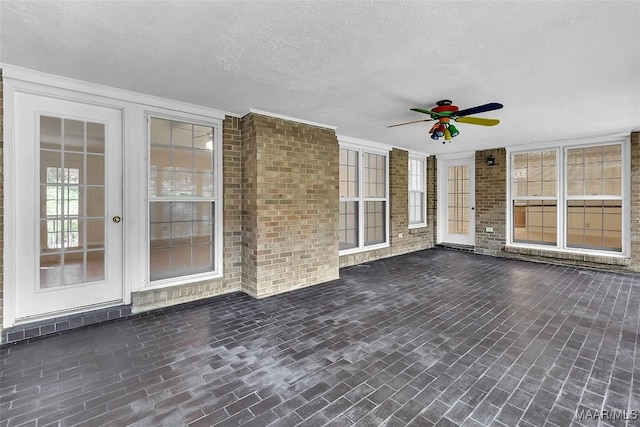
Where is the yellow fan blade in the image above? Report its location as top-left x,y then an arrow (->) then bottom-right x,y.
455,116 -> 500,126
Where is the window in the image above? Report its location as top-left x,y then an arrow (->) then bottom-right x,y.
566,145 -> 622,251
409,156 -> 426,227
148,116 -> 220,281
510,140 -> 626,254
512,150 -> 557,245
45,167 -> 80,249
339,146 -> 389,252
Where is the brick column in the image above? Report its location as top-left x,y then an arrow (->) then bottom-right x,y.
0,71 -> 4,338
631,132 -> 640,271
241,113 -> 340,297
475,148 -> 507,255
427,155 -> 437,242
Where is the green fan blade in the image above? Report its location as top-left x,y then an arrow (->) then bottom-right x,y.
410,108 -> 441,117
455,116 -> 500,126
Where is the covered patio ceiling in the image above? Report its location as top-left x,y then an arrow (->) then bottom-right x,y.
1,1 -> 639,154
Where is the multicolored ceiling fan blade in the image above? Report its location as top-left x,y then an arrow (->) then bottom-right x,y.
387,118 -> 435,128
454,116 -> 500,126
410,108 -> 441,117
454,102 -> 503,117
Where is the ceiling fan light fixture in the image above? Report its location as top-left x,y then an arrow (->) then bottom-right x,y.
388,99 -> 502,144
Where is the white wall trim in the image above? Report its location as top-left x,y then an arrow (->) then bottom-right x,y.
1,64 -> 234,120
504,132 -> 631,153
3,77 -> 18,327
247,108 -> 337,130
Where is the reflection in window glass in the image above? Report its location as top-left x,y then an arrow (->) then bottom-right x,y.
338,147 -> 388,251
39,116 -> 106,288
149,117 -> 217,281
567,200 -> 621,251
511,143 -> 624,253
512,200 -> 557,245
409,157 -> 425,225
447,166 -> 469,235
364,201 -> 386,245
339,202 -> 358,250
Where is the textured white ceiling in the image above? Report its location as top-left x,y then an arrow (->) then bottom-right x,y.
1,1 -> 639,154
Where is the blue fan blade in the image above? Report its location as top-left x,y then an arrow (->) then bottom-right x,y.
455,103 -> 503,117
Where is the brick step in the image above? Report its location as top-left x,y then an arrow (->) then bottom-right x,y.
436,243 -> 475,253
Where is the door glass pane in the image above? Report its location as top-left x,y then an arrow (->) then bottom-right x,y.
86,122 -> 105,154
447,165 -> 470,235
39,116 -> 107,288
64,119 -> 84,152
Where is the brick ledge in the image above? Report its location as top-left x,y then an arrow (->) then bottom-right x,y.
503,246 -> 630,266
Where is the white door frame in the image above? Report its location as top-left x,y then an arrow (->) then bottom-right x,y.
9,91 -> 125,322
437,155 -> 476,246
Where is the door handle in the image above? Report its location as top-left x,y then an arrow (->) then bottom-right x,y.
112,216 -> 121,223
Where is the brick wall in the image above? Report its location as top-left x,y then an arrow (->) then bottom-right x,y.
131,115 -> 243,312
339,148 -> 435,267
241,113 -> 340,298
474,148 -> 507,255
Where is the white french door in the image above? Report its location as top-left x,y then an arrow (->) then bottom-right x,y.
438,156 -> 475,246
12,92 -> 124,321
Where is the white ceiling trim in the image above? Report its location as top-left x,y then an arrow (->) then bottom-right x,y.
246,108 -> 337,130
337,134 -> 395,152
1,64 -> 234,120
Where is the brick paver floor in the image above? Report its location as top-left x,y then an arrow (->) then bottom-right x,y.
1,248 -> 639,426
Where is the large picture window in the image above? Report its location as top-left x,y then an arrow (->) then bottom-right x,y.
148,116 -> 220,281
510,140 -> 626,254
339,146 -> 389,252
409,155 -> 426,227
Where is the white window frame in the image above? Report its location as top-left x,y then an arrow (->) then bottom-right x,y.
339,142 -> 390,255
145,112 -> 224,288
506,135 -> 630,257
408,154 -> 427,228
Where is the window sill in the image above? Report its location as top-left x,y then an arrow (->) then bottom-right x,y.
339,243 -> 390,256
408,223 -> 427,230
503,245 -> 630,267
145,271 -> 224,290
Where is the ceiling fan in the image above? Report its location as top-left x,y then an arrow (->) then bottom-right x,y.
388,99 -> 503,143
